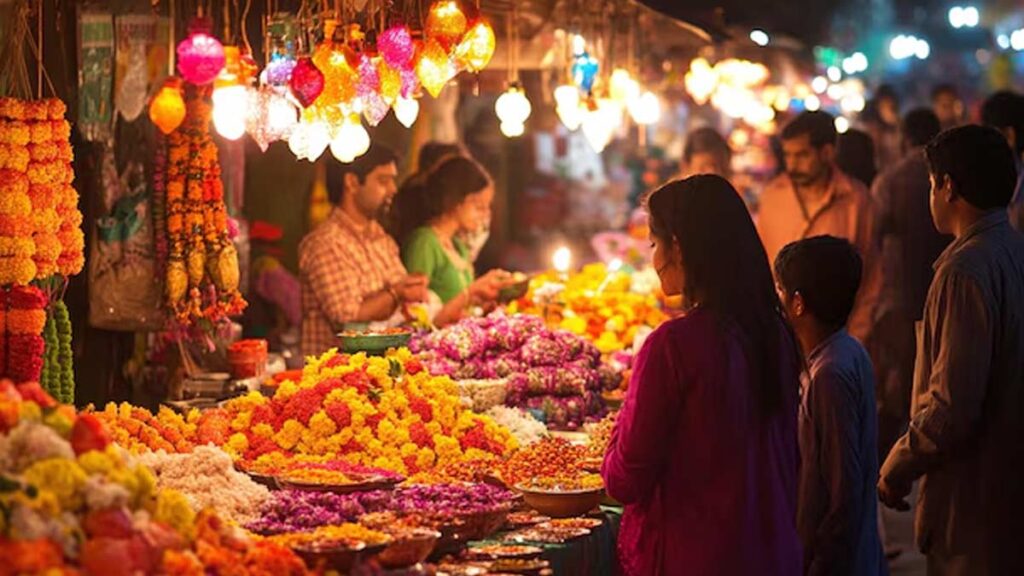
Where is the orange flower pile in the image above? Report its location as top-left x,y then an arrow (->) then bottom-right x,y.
91,402 -> 198,454
0,97 -> 83,284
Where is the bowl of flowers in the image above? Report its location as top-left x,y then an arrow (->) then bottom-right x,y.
515,474 -> 605,518
337,326 -> 412,355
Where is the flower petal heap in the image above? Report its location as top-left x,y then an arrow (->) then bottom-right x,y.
196,348 -> 516,477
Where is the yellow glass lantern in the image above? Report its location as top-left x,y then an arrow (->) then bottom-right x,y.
455,20 -> 496,72
416,40 -> 455,98
149,78 -> 186,134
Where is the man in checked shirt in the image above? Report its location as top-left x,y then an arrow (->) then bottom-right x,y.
299,144 -> 428,358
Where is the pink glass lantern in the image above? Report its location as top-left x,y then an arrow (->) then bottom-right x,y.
379,26 -> 415,69
290,57 -> 325,108
176,19 -> 226,85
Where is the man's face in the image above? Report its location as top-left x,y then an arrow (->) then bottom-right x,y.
933,93 -> 963,126
783,134 -> 830,187
352,162 -> 399,219
879,97 -> 899,126
929,172 -> 955,235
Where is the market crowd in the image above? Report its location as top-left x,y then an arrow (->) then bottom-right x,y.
295,85 -> 1024,576
602,89 -> 1024,576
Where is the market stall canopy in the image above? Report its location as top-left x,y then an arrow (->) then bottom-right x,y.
635,0 -> 847,45
479,0 -> 712,70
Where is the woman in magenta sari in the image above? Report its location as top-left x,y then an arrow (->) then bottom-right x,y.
602,175 -> 803,575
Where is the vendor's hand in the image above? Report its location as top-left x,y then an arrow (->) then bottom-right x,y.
878,476 -> 911,511
470,269 -> 508,302
396,274 -> 429,303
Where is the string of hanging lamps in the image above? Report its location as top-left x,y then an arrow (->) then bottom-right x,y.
148,0 -> 498,163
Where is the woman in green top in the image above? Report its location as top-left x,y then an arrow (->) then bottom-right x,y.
400,156 -> 509,326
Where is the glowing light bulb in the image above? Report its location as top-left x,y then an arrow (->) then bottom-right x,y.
835,116 -> 851,133
305,121 -> 330,161
684,57 -> 718,105
554,84 -> 582,130
425,0 -> 468,50
495,86 -> 532,127
499,121 -> 525,138
552,246 -> 572,273
628,91 -> 661,125
393,97 -> 420,128
212,84 -> 248,140
610,69 -> 640,105
149,78 -> 186,135
804,94 -> 821,111
330,118 -> 371,163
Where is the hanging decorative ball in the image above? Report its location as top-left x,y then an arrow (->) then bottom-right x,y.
313,43 -> 358,107
362,92 -> 390,127
455,20 -> 496,72
400,67 -> 420,99
212,84 -> 249,140
426,1 -> 468,50
176,19 -> 226,85
609,68 -> 640,105
265,52 -> 297,86
330,117 -> 371,163
393,96 -> 420,128
379,25 -> 415,69
379,61 -> 402,104
416,39 -> 455,98
572,51 -> 599,92
554,84 -> 582,131
357,55 -> 381,99
149,78 -> 186,134
495,85 -> 532,126
290,57 -> 325,108
245,87 -> 297,151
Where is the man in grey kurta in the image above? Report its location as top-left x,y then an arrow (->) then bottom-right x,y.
878,125 -> 1024,575
775,236 -> 886,576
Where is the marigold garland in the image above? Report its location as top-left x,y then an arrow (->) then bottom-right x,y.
160,86 -> 244,327
0,97 -> 84,283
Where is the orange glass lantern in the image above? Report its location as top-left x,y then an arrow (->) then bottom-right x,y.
455,20 -> 496,72
149,78 -> 186,134
425,1 -> 468,50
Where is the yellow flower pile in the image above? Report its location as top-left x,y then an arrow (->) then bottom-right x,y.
200,348 -> 518,477
508,263 -> 667,354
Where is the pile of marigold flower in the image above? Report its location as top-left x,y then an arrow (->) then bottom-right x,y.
507,263 -> 666,354
0,380 -> 310,575
195,348 -> 517,477
495,436 -> 595,488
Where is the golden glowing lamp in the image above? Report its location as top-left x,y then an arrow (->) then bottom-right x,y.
425,0 -> 468,50
416,39 -> 455,98
455,20 -> 496,72
149,78 -> 186,135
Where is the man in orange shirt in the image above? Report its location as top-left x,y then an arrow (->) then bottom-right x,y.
758,111 -> 881,344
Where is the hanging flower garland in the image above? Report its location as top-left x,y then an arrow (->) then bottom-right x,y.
162,86 -> 245,328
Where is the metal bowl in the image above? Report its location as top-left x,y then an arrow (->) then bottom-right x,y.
515,485 -> 604,519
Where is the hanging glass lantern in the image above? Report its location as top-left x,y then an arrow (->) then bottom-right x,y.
416,40 -> 455,98
628,91 -> 661,125
379,25 -> 415,69
212,85 -> 248,140
393,97 -> 420,128
610,68 -> 640,105
554,85 -> 582,131
425,1 -> 468,50
149,78 -> 186,134
176,19 -> 226,85
495,85 -> 532,132
312,42 -> 358,107
290,57 -> 325,108
330,116 -> 371,163
571,52 -> 599,92
455,20 -> 496,72
379,61 -> 402,104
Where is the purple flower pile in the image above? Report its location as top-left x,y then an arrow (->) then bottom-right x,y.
411,312 -> 608,429
247,483 -> 516,534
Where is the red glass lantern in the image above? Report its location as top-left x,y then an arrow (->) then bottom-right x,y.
290,57 -> 325,108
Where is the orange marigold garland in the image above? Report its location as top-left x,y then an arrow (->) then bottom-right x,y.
161,87 -> 245,327
0,97 -> 83,282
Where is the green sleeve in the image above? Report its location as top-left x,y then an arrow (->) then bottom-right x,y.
402,227 -> 439,279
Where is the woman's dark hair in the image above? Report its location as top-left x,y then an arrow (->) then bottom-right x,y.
646,175 -> 798,415
683,127 -> 732,177
395,155 -> 491,243
835,129 -> 877,188
418,141 -> 465,172
925,125 -> 1017,210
